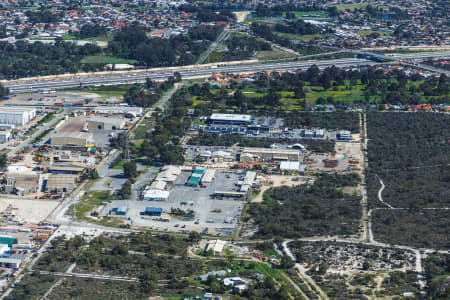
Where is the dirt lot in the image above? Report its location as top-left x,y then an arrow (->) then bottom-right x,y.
252,175 -> 308,203
233,11 -> 251,23
0,91 -> 102,107
0,198 -> 59,224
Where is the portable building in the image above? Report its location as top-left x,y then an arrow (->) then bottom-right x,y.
143,207 -> 162,216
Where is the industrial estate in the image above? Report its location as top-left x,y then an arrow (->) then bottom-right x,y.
0,0 -> 448,300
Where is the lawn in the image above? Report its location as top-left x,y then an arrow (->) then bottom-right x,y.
81,55 -> 137,64
194,77 -> 438,111
76,191 -> 112,216
274,31 -> 327,41
112,158 -> 125,170
305,84 -> 368,104
355,30 -> 392,37
62,33 -> 77,40
283,11 -> 327,18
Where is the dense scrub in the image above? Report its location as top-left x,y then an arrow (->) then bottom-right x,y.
281,111 -> 360,133
246,173 -> 361,238
367,112 -> 450,209
372,209 -> 450,250
424,254 -> 450,299
367,112 -> 450,249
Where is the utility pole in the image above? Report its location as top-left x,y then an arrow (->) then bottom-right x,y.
125,132 -> 129,161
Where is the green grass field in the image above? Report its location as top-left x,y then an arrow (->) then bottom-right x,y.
335,3 -> 387,11
62,34 -> 77,40
274,31 -> 327,41
81,55 -> 137,64
190,77 -> 438,111
283,11 -> 327,18
355,30 -> 392,37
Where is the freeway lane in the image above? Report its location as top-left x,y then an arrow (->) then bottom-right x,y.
4,50 -> 450,93
5,58 -> 376,93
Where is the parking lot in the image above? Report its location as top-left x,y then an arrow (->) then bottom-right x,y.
101,170 -> 246,236
0,91 -> 112,107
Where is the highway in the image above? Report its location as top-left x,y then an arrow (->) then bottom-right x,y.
3,51 -> 450,93
3,58 -> 378,93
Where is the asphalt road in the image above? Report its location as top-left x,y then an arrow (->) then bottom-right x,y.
4,58 -> 378,93
3,51 -> 450,94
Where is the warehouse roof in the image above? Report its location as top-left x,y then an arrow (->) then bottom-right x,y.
149,180 -> 167,190
48,162 -> 86,172
144,190 -> 170,199
280,161 -> 300,171
193,168 -> 205,174
161,165 -> 181,175
0,107 -> 36,113
145,207 -> 162,213
243,148 -> 300,155
87,116 -> 125,127
210,113 -> 251,122
95,106 -> 143,114
243,171 -> 256,186
46,174 -> 76,190
201,169 -> 216,183
0,236 -> 17,247
187,176 -> 201,186
206,239 -> 227,254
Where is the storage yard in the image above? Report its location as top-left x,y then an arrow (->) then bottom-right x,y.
101,169 -> 248,236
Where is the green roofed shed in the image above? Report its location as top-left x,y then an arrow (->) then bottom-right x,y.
0,236 -> 17,247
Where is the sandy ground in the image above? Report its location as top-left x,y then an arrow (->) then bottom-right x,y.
0,198 -> 59,224
252,175 -> 306,203
335,139 -> 363,161
233,11 -> 251,23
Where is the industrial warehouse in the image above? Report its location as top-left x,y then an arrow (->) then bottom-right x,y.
191,113 -> 351,141
0,107 -> 36,126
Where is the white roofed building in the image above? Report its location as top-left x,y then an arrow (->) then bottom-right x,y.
149,180 -> 167,190
144,190 -> 170,201
280,161 -> 300,171
209,113 -> 252,125
0,108 -> 36,126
